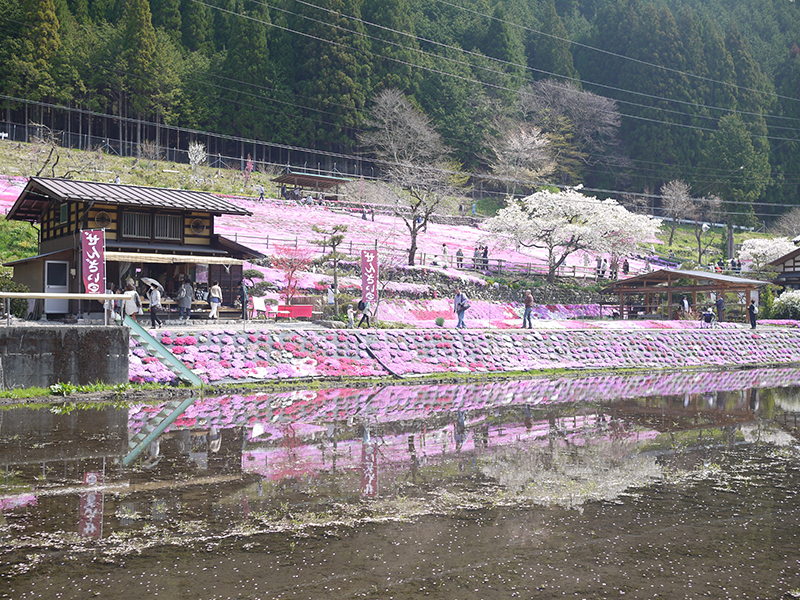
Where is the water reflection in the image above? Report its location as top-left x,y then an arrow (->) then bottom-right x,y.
2,368 -> 800,597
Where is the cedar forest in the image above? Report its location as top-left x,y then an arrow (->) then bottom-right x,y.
1,0 -> 800,226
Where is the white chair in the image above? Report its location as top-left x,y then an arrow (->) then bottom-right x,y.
251,296 -> 268,319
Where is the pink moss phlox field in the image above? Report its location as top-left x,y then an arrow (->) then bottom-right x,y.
129,325 -> 800,384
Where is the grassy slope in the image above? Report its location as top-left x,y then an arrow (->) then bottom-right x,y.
0,140 -> 771,273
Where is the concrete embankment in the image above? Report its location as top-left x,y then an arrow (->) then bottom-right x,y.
132,325 -> 800,384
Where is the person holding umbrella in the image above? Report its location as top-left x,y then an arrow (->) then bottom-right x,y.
147,283 -> 163,329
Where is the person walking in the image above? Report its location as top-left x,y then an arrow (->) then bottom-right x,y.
257,184 -> 264,200
177,279 -> 194,322
522,289 -> 534,329
454,288 -> 469,329
748,299 -> 758,329
208,280 -> 222,319
357,299 -> 370,328
147,283 -> 163,329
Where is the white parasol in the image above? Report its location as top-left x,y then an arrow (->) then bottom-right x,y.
140,277 -> 164,291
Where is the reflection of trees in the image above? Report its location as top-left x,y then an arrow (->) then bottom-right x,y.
481,435 -> 661,510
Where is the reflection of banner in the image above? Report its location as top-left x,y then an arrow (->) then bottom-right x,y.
79,471 -> 104,539
360,442 -> 378,497
361,250 -> 378,303
81,230 -> 106,294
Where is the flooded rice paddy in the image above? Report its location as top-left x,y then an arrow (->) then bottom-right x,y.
2,368 -> 800,599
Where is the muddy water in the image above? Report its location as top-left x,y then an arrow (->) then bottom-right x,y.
2,369 -> 800,599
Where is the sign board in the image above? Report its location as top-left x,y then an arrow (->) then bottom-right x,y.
361,249 -> 378,303
81,230 -> 106,294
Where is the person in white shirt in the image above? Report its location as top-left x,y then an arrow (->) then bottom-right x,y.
208,280 -> 223,319
147,284 -> 163,329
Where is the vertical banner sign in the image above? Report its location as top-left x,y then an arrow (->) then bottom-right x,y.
81,230 -> 106,294
361,249 -> 378,303
360,441 -> 379,497
79,471 -> 104,539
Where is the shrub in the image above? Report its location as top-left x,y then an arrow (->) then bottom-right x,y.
0,276 -> 30,318
435,316 -> 445,327
242,268 -> 264,280
772,289 -> 800,320
759,284 -> 777,319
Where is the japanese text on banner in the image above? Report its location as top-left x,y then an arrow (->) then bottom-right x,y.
361,250 -> 378,303
81,230 -> 106,294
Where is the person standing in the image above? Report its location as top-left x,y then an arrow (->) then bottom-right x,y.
147,284 -> 163,329
347,303 -> 355,328
239,280 -> 249,321
473,247 -> 481,269
456,248 -> 464,269
327,284 -> 336,307
715,295 -> 725,322
482,246 -> 489,269
454,288 -> 469,329
124,283 -> 141,322
522,290 -> 534,329
441,243 -> 448,267
682,295 -> 690,313
622,258 -> 630,275
208,280 -> 222,319
748,300 -> 758,330
177,279 -> 194,322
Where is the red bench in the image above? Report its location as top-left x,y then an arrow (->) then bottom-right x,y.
275,304 -> 313,321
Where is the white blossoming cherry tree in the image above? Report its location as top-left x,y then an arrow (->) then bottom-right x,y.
485,187 -> 662,283
738,237 -> 797,274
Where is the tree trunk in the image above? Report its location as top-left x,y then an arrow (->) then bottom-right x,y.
408,227 -> 418,266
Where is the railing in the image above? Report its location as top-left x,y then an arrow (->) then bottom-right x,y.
0,292 -> 128,326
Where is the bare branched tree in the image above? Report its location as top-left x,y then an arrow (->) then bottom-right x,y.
770,207 -> 800,238
689,195 -> 722,265
660,180 -> 693,246
25,123 -> 103,179
359,89 -> 460,266
487,123 -> 554,196
517,80 -> 630,182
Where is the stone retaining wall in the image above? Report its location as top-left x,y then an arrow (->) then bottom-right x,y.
0,327 -> 129,389
131,326 -> 800,384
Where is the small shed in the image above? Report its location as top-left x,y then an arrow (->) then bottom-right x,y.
603,268 -> 766,319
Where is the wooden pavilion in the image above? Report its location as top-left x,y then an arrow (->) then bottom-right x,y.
603,268 -> 766,319
272,168 -> 352,200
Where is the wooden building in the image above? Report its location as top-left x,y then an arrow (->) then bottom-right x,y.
5,177 -> 263,317
603,268 -> 765,319
769,247 -> 800,289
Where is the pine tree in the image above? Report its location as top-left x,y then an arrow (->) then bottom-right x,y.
700,114 -> 770,226
216,0 -> 273,139
291,0 -> 372,150
532,0 -> 579,81
362,0 -> 419,93
120,0 -> 158,153
7,0 -> 62,100
180,0 -> 212,54
150,0 -> 181,42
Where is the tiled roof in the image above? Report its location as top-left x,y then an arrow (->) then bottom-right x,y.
6,177 -> 251,222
